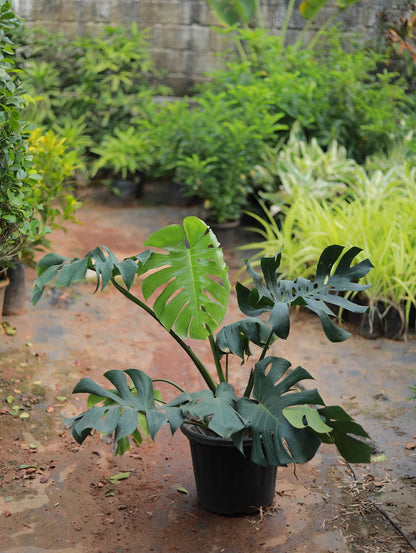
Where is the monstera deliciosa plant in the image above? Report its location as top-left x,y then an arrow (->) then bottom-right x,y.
32,217 -> 373,467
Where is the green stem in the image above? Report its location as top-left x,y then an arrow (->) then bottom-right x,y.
253,0 -> 264,29
152,379 -> 186,393
280,0 -> 297,48
243,368 -> 254,398
111,278 -> 218,393
208,331 -> 226,383
259,330 -> 275,361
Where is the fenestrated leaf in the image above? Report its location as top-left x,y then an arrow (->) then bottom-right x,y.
117,258 -> 139,290
236,356 -> 324,466
142,217 -> 230,340
283,404 -> 371,463
67,369 -> 177,454
318,406 -> 371,463
183,383 -> 246,438
237,245 -> 373,343
216,316 -> 273,360
37,252 -> 69,276
32,246 -> 147,305
55,258 -> 88,287
283,405 -> 333,434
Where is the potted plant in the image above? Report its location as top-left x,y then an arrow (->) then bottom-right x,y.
32,217 -> 373,515
169,89 -> 285,238
90,125 -> 155,202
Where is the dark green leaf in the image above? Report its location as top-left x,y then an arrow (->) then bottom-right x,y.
238,245 -> 372,343
236,356 -> 323,466
216,317 -> 273,360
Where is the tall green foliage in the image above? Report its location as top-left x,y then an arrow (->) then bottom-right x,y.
17,25 -> 170,149
0,1 -> 40,267
203,27 -> 412,163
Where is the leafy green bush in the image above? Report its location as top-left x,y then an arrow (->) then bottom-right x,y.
202,27 -> 414,163
16,24 -> 171,178
171,85 -> 286,223
252,126 -> 362,208
0,1 -> 40,269
23,128 -> 81,266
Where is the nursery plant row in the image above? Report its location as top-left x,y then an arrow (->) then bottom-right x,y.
3,8 -> 416,335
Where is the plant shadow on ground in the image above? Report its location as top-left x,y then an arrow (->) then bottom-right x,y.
0,186 -> 415,553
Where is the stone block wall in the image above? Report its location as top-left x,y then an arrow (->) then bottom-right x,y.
11,0 -> 410,94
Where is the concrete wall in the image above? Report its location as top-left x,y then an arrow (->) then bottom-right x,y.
11,0 -> 410,94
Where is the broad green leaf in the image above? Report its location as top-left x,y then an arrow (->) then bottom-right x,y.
216,316 -> 273,360
206,0 -> 256,27
283,406 -> 333,434
299,0 -> 359,19
32,245 -> 149,305
142,217 -> 230,340
237,245 -> 373,343
37,252 -> 69,276
299,0 -> 330,19
318,406 -> 371,463
184,382 -> 246,438
67,369 -> 178,454
236,356 -> 323,466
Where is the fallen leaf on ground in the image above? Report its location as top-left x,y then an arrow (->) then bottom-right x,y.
2,322 -> 16,335
405,442 -> 416,450
108,472 -> 130,484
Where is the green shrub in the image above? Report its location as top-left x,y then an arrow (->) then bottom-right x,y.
0,1 -> 40,268
202,27 -> 413,163
164,85 -> 286,223
22,127 -> 82,266
252,125 -> 362,207
16,24 -> 171,175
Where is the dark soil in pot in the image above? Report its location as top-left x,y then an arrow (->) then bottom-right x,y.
181,424 -> 277,516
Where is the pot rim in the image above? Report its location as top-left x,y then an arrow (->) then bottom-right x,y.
181,422 -> 252,448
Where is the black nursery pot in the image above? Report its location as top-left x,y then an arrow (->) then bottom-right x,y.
181,424 -> 277,516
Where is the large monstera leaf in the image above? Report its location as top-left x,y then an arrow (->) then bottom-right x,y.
237,245 -> 373,342
235,356 -> 324,466
67,369 -> 180,455
32,217 -> 230,341
142,217 -> 231,340
216,316 -> 274,361
283,404 -> 372,463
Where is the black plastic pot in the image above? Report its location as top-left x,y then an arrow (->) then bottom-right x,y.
182,424 -> 277,516
109,175 -> 144,205
3,261 -> 26,315
208,219 -> 240,250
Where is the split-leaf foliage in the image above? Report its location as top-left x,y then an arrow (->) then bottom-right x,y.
33,217 -> 373,467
